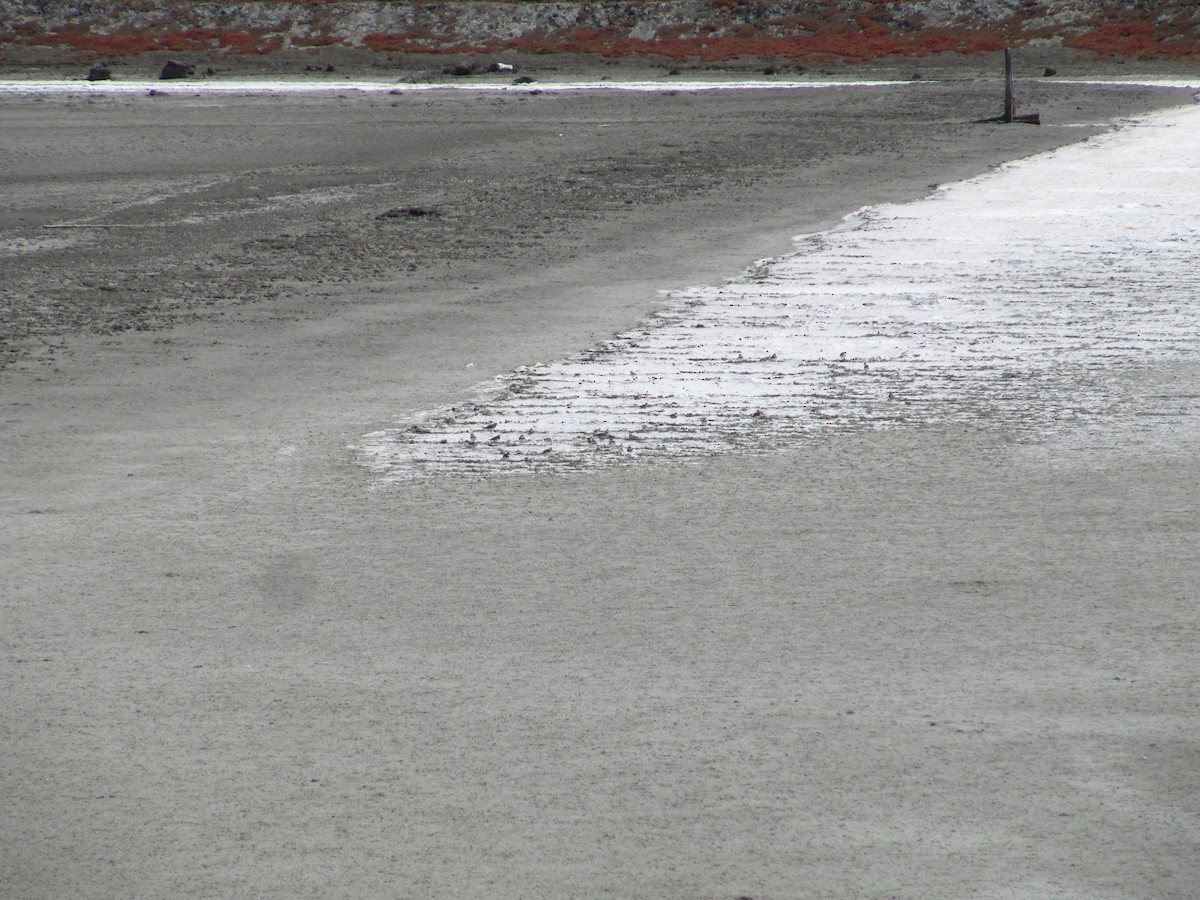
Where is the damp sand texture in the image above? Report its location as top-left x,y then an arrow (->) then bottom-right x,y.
2,78 -> 1199,899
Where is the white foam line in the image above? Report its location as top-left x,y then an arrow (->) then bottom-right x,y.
0,78 -> 908,96
4,76 -> 1196,97
1044,78 -> 1200,90
359,104 -> 1200,481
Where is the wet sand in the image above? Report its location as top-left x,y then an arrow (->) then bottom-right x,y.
2,70 -> 1198,897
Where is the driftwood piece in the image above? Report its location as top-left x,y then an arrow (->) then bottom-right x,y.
977,49 -> 1039,126
1003,48 -> 1017,123
43,223 -> 143,229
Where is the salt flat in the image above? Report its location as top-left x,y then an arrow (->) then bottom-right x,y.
363,104 -> 1200,479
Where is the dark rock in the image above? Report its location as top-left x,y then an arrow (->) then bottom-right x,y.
86,66 -> 112,82
378,206 -> 440,219
511,75 -> 536,85
159,60 -> 193,80
1043,67 -> 1058,76
667,68 -> 680,76
445,63 -> 475,77
763,66 -> 777,75
325,63 -> 336,72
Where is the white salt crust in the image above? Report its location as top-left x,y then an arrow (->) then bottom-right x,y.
359,104 -> 1200,480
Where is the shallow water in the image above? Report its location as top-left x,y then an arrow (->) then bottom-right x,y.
2,76 -> 1195,97
0,77 -> 907,95
360,104 -> 1200,480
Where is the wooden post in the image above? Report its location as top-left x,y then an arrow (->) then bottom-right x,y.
1003,48 -> 1016,123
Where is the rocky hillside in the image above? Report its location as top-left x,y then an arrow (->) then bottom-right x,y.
2,1 -> 1198,66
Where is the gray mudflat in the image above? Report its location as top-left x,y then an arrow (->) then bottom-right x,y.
2,75 -> 1197,898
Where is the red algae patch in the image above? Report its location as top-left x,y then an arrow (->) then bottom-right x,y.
1066,21 -> 1200,61
2,1 -> 1198,66
495,25 -> 1007,63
